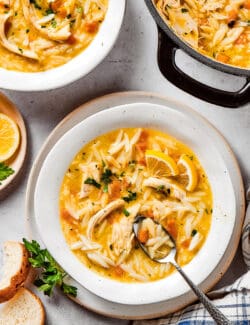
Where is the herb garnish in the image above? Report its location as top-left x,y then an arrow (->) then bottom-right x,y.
101,168 -> 114,192
122,191 -> 137,203
181,8 -> 188,12
123,209 -> 130,217
191,229 -> 197,237
45,8 -> 54,15
23,239 -> 77,297
51,19 -> 57,28
30,0 -> 42,10
0,162 -> 14,184
84,177 -> 101,189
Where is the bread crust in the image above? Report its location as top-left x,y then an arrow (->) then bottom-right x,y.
0,287 -> 45,325
0,242 -> 31,303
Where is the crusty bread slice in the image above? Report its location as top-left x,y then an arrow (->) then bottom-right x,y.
0,287 -> 45,325
0,241 -> 30,303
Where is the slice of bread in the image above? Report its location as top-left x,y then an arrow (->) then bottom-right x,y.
0,241 -> 30,303
0,287 -> 45,325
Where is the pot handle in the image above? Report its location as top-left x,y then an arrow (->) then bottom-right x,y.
157,28 -> 250,108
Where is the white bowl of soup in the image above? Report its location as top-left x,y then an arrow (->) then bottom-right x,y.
34,102 -> 237,305
0,0 -> 125,91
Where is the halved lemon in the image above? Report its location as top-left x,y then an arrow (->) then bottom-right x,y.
0,113 -> 20,162
177,154 -> 197,191
145,150 -> 179,177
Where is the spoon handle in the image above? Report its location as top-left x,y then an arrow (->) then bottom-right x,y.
172,261 -> 231,325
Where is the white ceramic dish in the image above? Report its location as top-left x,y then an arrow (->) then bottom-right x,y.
35,100 -> 239,306
0,0 -> 125,91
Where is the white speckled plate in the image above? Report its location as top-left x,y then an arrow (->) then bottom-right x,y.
25,91 -> 245,319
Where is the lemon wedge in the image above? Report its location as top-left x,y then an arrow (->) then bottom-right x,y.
145,150 -> 179,177
177,154 -> 197,192
0,113 -> 20,162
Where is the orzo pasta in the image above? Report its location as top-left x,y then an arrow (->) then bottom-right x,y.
0,0 -> 108,72
60,128 -> 213,283
155,0 -> 250,68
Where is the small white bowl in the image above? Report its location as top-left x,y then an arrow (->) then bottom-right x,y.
34,102 -> 237,305
0,0 -> 125,91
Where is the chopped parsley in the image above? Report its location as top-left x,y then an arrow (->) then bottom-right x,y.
84,177 -> 101,189
101,168 -> 114,192
123,209 -> 130,217
156,185 -> 165,192
122,191 -> 137,203
0,163 -> 14,185
18,47 -> 23,53
191,229 -> 198,237
45,8 -> 54,15
77,7 -> 83,13
181,8 -> 188,12
51,19 -> 57,28
30,0 -> 42,10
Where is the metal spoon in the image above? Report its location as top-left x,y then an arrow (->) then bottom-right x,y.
133,216 -> 231,325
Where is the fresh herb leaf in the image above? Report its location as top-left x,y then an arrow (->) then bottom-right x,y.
84,177 -> 101,189
45,8 -> 54,15
61,283 -> 77,296
123,209 -> 130,217
51,19 -> 57,28
103,184 -> 108,193
0,163 -> 14,184
101,168 -> 114,192
156,185 -> 165,192
181,8 -> 188,12
30,0 -> 42,10
23,239 -> 77,297
76,7 -> 83,13
122,191 -> 137,203
191,229 -> 197,237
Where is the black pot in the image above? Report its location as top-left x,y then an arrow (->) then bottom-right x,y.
145,0 -> 250,107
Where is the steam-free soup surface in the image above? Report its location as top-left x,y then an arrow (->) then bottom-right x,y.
0,0 -> 108,72
60,128 -> 212,282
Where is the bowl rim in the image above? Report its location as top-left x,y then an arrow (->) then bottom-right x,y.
34,100 -> 244,305
0,0 -> 126,91
144,0 -> 250,77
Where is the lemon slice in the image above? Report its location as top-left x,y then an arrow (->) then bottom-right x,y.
177,154 -> 197,191
145,150 -> 179,177
0,113 -> 20,162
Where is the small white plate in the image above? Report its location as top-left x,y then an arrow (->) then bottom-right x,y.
26,92 -> 245,318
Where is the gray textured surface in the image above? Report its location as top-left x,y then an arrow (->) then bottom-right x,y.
0,0 -> 249,324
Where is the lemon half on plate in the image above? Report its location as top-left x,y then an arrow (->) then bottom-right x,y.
0,113 -> 20,162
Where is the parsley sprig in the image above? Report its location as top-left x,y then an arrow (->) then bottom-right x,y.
23,239 -> 77,297
0,162 -> 14,185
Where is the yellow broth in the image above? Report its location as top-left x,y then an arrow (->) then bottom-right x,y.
60,128 -> 212,282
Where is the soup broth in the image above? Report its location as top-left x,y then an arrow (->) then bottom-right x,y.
60,128 -> 212,283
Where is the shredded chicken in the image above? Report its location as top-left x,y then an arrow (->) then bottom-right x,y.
87,199 -> 125,239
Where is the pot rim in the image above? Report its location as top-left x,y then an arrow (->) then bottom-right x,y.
145,0 -> 250,77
